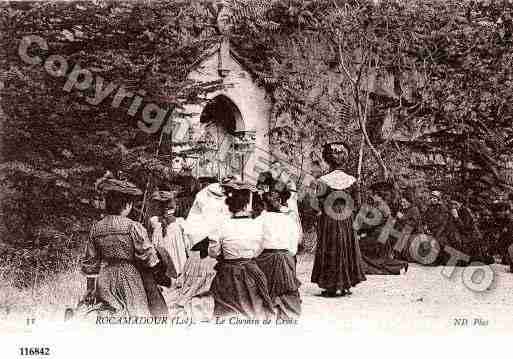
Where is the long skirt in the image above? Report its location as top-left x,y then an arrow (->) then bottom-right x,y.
162,252 -> 215,321
359,234 -> 408,275
97,262 -> 152,316
211,258 -> 275,319
156,221 -> 189,278
256,249 -> 301,319
360,256 -> 408,275
175,252 -> 216,304
138,267 -> 169,316
168,223 -> 189,276
311,212 -> 366,291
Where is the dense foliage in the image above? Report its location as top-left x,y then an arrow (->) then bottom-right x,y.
0,0 -> 224,286
229,0 -> 513,205
1,0 -> 513,286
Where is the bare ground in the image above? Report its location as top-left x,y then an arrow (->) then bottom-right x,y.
1,254 -> 512,334
297,254 -> 513,333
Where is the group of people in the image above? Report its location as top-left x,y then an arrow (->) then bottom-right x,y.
408,190 -> 513,267
80,137 -> 513,320
80,163 -> 305,319
344,177 -> 513,270
360,183 -> 512,267
80,140 -> 373,319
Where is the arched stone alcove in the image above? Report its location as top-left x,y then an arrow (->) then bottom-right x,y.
178,40 -> 272,183
195,95 -> 245,180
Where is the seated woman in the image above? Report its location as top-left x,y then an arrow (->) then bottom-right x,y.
148,190 -> 189,279
356,181 -> 408,274
81,177 -> 170,317
255,180 -> 302,319
358,182 -> 397,259
395,190 -> 422,260
208,181 -> 275,319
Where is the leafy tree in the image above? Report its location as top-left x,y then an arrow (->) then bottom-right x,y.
0,0 -> 224,286
2,0 -> 513,286
230,0 -> 513,206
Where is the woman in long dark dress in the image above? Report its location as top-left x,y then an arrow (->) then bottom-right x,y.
311,142 -> 366,297
208,181 -> 275,318
255,179 -> 302,319
81,178 -> 170,317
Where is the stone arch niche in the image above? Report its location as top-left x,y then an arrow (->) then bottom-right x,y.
196,95 -> 245,180
200,95 -> 244,133
178,40 -> 271,184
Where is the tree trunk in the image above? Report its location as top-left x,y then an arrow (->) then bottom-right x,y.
336,42 -> 390,182
353,85 -> 390,181
356,137 -> 365,206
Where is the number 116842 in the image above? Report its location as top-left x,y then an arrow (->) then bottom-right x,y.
19,347 -> 50,356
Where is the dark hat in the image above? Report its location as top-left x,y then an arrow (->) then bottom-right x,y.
198,176 -> 218,185
96,178 -> 142,196
223,179 -> 257,192
220,175 -> 238,187
151,190 -> 175,202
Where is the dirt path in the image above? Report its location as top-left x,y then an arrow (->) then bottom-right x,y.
297,254 -> 513,333
2,253 -> 512,334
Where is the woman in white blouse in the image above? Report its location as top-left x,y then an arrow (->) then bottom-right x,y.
148,190 -> 189,280
255,179 -> 302,319
208,182 -> 275,319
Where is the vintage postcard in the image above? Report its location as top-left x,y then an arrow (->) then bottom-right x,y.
1,0 -> 513,357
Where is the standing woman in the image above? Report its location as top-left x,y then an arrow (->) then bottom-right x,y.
311,142 -> 366,297
256,180 -> 302,319
208,181 -> 275,319
81,178 -> 170,317
148,190 -> 189,279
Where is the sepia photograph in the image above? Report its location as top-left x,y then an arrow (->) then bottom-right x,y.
1,0 -> 513,356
